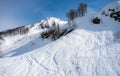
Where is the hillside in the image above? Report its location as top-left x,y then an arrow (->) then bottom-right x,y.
0,1 -> 120,76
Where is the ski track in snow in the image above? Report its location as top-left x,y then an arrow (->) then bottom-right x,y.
0,29 -> 120,76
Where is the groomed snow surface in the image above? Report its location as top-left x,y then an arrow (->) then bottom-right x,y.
0,1 -> 120,76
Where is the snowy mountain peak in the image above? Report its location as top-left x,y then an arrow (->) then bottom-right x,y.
28,17 -> 67,35
40,17 -> 67,28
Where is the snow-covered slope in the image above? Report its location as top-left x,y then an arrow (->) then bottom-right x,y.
0,1 -> 120,76
0,17 -> 68,57
101,1 -> 120,12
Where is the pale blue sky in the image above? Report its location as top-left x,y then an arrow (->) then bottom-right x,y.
0,0 -> 117,31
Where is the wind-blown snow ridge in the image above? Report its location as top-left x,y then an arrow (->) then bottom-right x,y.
0,1 -> 120,76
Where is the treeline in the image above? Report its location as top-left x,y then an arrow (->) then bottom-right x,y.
66,3 -> 87,20
0,26 -> 29,37
40,21 -> 74,41
41,22 -> 60,40
0,25 -> 29,58
40,21 -> 52,29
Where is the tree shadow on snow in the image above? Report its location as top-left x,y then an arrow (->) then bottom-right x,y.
4,38 -> 50,57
